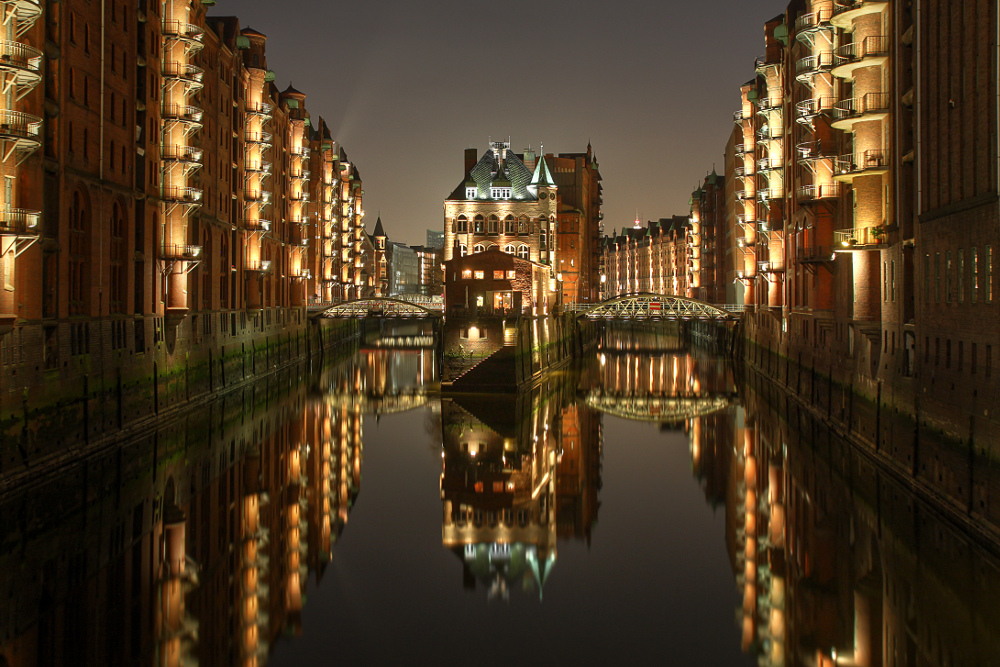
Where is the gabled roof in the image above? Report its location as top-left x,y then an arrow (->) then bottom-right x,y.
446,148 -> 537,202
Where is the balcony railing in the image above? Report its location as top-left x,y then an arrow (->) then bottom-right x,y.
161,186 -> 203,203
161,103 -> 204,124
755,54 -> 782,71
246,260 -> 273,274
835,36 -> 889,66
832,0 -> 889,27
245,130 -> 273,144
0,40 -> 42,75
794,9 -> 833,36
834,226 -> 887,248
161,144 -> 203,163
757,187 -> 783,201
757,157 -> 782,172
832,92 -> 890,126
246,161 -> 272,174
245,102 -> 273,117
796,245 -> 836,263
758,260 -> 785,273
244,219 -> 272,232
736,190 -> 756,202
0,109 -> 41,141
244,190 -> 271,203
162,61 -> 204,84
734,109 -> 750,122
795,52 -> 835,77
0,207 -> 39,235
834,149 -> 889,176
796,140 -> 835,162
795,97 -> 836,123
734,144 -> 748,156
162,19 -> 205,43
796,183 -> 842,202
161,244 -> 203,260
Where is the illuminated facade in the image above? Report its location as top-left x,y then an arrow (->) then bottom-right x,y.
0,2 -> 363,451
601,216 -> 692,300
723,0 -> 1000,463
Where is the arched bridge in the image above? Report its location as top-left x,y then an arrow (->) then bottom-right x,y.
580,389 -> 736,423
569,294 -> 739,321
325,388 -> 430,415
315,298 -> 443,319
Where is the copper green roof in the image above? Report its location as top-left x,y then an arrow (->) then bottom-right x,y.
530,155 -> 556,187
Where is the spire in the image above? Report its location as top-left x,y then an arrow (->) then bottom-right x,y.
373,216 -> 385,238
530,155 -> 555,187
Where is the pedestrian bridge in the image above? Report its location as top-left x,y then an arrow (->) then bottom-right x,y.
325,388 -> 430,415
568,294 -> 741,321
315,297 -> 444,319
580,389 -> 736,423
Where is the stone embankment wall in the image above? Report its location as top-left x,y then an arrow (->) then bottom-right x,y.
741,312 -> 1000,539
0,310 -> 358,479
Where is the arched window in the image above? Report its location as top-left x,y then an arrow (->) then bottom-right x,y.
488,215 -> 498,234
517,245 -> 529,260
504,215 -> 515,234
455,215 -> 468,233
503,244 -> 515,255
473,243 -> 485,254
540,230 -> 547,260
518,216 -> 529,234
473,215 -> 484,234
459,244 -> 467,257
110,201 -> 125,314
69,189 -> 90,316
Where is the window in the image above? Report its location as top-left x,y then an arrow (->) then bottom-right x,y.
891,260 -> 896,302
518,216 -> 528,234
474,215 -> 484,233
946,251 -> 952,302
69,190 -> 89,316
504,215 -> 515,234
462,269 -> 472,279
972,248 -> 979,303
491,187 -> 511,199
958,250 -> 965,302
474,270 -> 484,279
459,244 -> 467,257
466,186 -> 477,199
540,229 -> 547,257
473,243 -> 484,253
503,244 -> 514,254
493,270 -> 504,279
517,245 -> 529,260
506,270 -> 516,279
987,246 -> 994,302
488,215 -> 498,234
110,202 -> 125,314
455,215 -> 467,233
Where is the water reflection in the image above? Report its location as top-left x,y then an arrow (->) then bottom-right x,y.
1,323 -> 999,665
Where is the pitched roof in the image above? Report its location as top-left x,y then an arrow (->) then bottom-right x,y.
446,148 -> 537,202
372,216 -> 386,238
530,156 -> 556,187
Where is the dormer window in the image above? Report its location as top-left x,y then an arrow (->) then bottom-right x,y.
491,187 -> 511,199
466,186 -> 477,199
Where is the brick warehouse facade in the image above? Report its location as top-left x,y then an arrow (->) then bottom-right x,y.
0,0 -> 367,460
711,0 -> 1000,537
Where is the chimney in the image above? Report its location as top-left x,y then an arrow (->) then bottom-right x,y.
522,148 -> 536,172
464,148 -> 478,175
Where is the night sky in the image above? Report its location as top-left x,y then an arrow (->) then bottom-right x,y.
225,0 -> 788,246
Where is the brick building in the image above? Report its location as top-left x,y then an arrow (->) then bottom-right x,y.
443,245 -> 552,317
546,144 -> 603,305
0,0 -> 367,451
713,0 -> 1000,527
601,216 -> 693,300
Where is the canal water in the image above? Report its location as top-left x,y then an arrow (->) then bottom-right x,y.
1,322 -> 998,666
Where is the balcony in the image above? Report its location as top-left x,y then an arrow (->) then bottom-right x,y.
834,149 -> 889,180
289,192 -> 310,203
794,97 -> 835,127
757,187 -> 783,203
0,207 -> 39,235
245,130 -> 273,145
794,9 -> 833,41
291,145 -> 310,157
8,0 -> 41,28
796,183 -> 842,203
0,40 -> 42,91
796,140 -> 835,170
0,109 -> 41,155
243,218 -> 272,232
734,165 -> 753,178
245,260 -> 273,275
734,144 -> 748,156
246,160 -> 272,174
736,189 -> 756,203
757,157 -> 782,173
831,92 -> 890,130
756,97 -> 782,119
161,244 -> 203,261
290,169 -> 311,181
245,102 -> 273,118
244,190 -> 272,204
161,144 -> 203,164
832,36 -> 889,78
162,19 -> 205,46
161,186 -> 203,204
734,109 -> 751,123
291,268 -> 312,280
758,260 -> 785,274
833,225 -> 888,249
795,52 -> 835,85
161,103 -> 204,126
162,62 -> 204,89
831,0 -> 889,29
796,245 -> 836,264
754,54 -> 782,74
